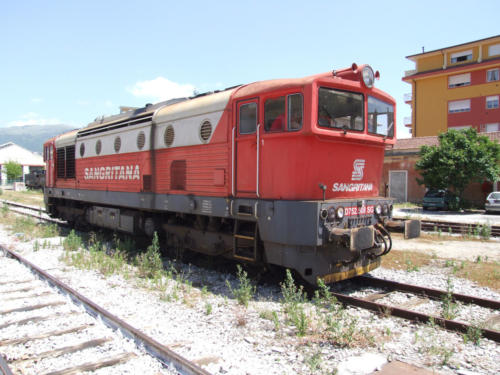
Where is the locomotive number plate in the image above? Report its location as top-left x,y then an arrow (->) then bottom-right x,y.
344,205 -> 374,216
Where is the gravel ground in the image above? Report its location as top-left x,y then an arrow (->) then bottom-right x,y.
0,223 -> 499,375
0,253 -> 178,375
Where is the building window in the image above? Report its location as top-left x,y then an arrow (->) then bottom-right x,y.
448,99 -> 471,113
450,125 -> 471,131
450,50 -> 473,64
487,68 -> 499,82
489,43 -> 500,57
448,73 -> 470,88
486,96 -> 499,109
482,123 -> 500,133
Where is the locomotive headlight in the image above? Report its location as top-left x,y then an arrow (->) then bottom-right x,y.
336,206 -> 344,219
362,66 -> 375,88
375,204 -> 382,215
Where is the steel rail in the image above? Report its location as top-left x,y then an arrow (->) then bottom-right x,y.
330,290 -> 500,342
393,217 -> 500,237
357,275 -> 500,310
0,200 -> 46,213
0,355 -> 13,375
1,200 -> 64,225
0,245 -> 211,375
328,275 -> 500,343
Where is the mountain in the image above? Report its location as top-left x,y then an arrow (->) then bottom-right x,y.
0,124 -> 77,154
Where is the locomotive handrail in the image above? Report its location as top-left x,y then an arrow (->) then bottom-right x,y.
232,127 -> 235,196
256,123 -> 261,198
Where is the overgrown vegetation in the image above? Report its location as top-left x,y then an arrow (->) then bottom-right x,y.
226,264 -> 256,307
136,232 -> 163,278
414,318 -> 456,367
0,189 -> 44,206
441,277 -> 458,320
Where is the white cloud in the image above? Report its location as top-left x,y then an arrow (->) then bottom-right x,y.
7,112 -> 61,127
128,77 -> 195,102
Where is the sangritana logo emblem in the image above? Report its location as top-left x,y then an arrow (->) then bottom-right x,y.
332,158 -> 372,192
351,159 -> 365,181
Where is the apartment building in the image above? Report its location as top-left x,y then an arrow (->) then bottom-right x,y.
403,35 -> 500,137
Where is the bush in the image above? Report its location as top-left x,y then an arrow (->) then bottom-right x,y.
136,232 -> 163,278
226,264 -> 256,307
63,229 -> 82,251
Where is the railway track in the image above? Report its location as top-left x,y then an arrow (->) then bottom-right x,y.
0,245 -> 210,375
395,217 -> 500,237
2,199 -> 499,345
329,275 -> 500,342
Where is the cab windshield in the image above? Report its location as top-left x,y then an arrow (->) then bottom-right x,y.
318,87 -> 364,131
368,96 -> 394,137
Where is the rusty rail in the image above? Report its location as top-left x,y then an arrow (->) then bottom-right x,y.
333,275 -> 500,342
0,245 -> 211,375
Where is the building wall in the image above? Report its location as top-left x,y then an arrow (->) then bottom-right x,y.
415,77 -> 448,136
405,36 -> 500,137
381,154 -> 426,203
382,153 -> 498,206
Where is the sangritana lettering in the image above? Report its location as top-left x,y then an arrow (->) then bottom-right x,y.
84,165 -> 140,180
332,182 -> 373,192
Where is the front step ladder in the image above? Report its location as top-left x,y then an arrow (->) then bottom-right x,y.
233,220 -> 258,261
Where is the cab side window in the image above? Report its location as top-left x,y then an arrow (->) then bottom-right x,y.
288,94 -> 303,131
239,102 -> 257,134
264,96 -> 285,132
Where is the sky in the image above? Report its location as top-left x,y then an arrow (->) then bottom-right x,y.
1,0 -> 499,139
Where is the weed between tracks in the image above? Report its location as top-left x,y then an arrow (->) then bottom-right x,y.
0,208 -> 60,241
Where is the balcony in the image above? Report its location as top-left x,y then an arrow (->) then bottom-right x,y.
404,117 -> 412,128
404,93 -> 412,103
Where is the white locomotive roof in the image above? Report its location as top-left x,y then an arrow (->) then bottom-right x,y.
153,89 -> 236,125
55,129 -> 78,148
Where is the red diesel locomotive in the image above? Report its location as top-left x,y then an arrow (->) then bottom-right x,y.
43,64 -> 420,284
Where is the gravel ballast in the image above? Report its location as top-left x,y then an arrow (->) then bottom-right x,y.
1,223 -> 499,375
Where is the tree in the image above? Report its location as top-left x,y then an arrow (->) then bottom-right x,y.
4,160 -> 23,181
415,128 -> 500,206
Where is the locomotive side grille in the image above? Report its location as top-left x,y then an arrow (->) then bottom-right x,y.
114,136 -> 121,153
56,148 -> 65,178
170,160 -> 186,190
164,125 -> 175,147
200,120 -> 212,142
137,131 -> 146,150
78,113 -> 153,138
56,146 -> 75,179
65,145 -> 75,178
347,216 -> 372,228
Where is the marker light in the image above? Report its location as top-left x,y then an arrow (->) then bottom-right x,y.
362,65 -> 375,88
336,206 -> 345,219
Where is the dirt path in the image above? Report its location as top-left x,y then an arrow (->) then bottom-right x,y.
392,233 -> 500,262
